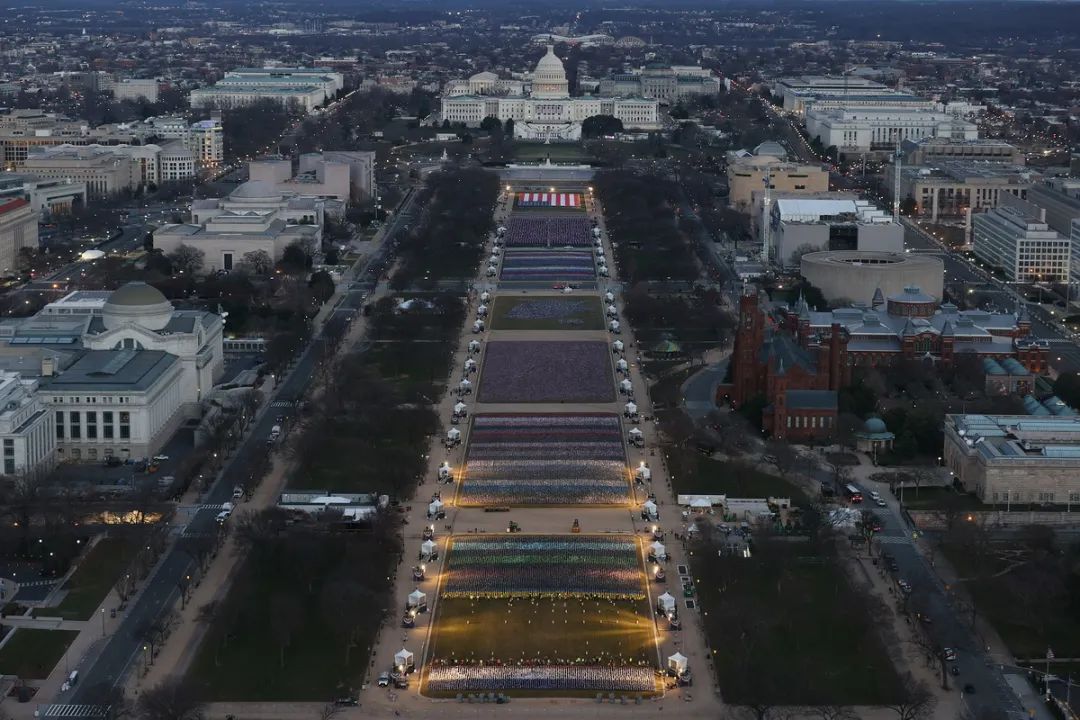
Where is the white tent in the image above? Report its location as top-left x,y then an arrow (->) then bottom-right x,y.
562,286 -> 573,294
625,401 -> 638,415
668,652 -> 688,675
477,304 -> 488,316
606,304 -> 618,317
458,379 -> 472,391
468,340 -> 481,352
421,539 -> 437,558
620,379 -> 633,393
629,427 -> 644,440
612,340 -> 624,353
690,498 -> 711,509
599,267 -> 609,277
488,256 -> 498,264
604,292 -> 615,303
464,358 -> 477,370
657,592 -> 676,615
428,499 -> 444,516
453,402 -> 467,415
447,428 -> 461,441
685,523 -> 699,535
486,266 -> 497,277
616,359 -> 629,372
438,461 -> 452,478
480,291 -> 491,303
407,589 -> 427,609
394,648 -> 415,671
497,226 -> 506,235
650,541 -> 667,560
608,320 -> 620,332
643,500 -> 658,518
635,465 -> 652,482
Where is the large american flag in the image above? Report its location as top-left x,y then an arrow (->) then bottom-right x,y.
516,192 -> 582,208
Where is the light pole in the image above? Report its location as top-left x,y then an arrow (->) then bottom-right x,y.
100,607 -> 106,637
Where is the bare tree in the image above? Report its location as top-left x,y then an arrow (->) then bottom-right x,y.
317,704 -> 343,720
269,591 -> 305,669
167,244 -> 205,276
241,249 -> 274,275
807,706 -> 857,720
136,678 -> 204,720
883,676 -> 937,720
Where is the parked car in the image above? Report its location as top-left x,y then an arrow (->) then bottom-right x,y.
943,648 -> 957,661
875,498 -> 887,507
377,672 -> 391,687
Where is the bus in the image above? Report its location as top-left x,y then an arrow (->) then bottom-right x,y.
844,484 -> 864,503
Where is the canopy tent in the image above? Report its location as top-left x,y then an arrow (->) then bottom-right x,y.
606,305 -> 618,317
604,292 -> 615,303
437,462 -> 452,479
685,523 -> 699,535
458,379 -> 472,391
628,427 -> 644,439
464,358 -> 477,370
428,499 -> 444,516
480,291 -> 491,303
668,652 -> 688,675
609,320 -> 620,332
616,359 -> 629,372
477,304 -> 488,316
446,428 -> 461,441
468,340 -> 481,352
453,402 -> 468,415
407,589 -> 427,609
612,340 -> 624,352
394,648 -> 415,671
635,465 -> 652,482
421,539 -> 437,559
488,255 -> 499,264
625,401 -> 638,415
650,541 -> 667,560
619,379 -> 633,393
643,500 -> 658,517
562,286 -> 573,294
690,498 -> 711,509
657,592 -> 676,615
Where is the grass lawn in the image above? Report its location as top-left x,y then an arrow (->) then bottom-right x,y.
489,295 -> 604,331
188,555 -> 386,701
671,453 -> 808,504
52,536 -> 136,620
691,540 -> 904,705
0,628 -> 79,679
899,487 -> 984,511
512,144 -> 588,162
939,544 -> 1080,659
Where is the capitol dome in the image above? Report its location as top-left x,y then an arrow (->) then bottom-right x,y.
102,282 -> 174,332
531,45 -> 569,99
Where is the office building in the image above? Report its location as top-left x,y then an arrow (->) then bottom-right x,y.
727,147 -> 829,213
0,372 -> 54,476
771,76 -> 898,115
901,137 -> 1024,166
190,67 -> 343,112
598,65 -> 721,102
765,196 -> 903,267
21,145 -> 138,198
944,414 -> 1080,505
250,151 -> 376,203
806,108 -> 977,154
0,197 -> 38,277
112,79 -> 160,103
972,206 -> 1068,283
898,163 -> 1034,221
0,109 -> 90,168
145,116 -> 224,168
154,180 -> 324,272
0,174 -> 87,217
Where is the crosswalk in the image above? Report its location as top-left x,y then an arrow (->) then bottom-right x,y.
37,705 -> 110,718
875,535 -> 911,545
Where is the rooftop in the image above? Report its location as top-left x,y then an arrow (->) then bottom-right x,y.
948,414 -> 1080,463
41,349 -> 177,392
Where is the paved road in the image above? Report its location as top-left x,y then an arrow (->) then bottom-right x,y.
65,187 -> 421,704
837,475 -> 1035,720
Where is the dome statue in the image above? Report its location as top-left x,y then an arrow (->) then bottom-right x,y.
102,281 -> 174,332
863,416 -> 888,435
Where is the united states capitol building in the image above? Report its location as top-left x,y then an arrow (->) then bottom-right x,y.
440,46 -> 660,141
